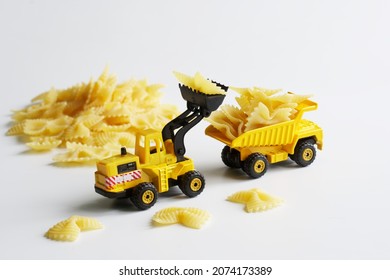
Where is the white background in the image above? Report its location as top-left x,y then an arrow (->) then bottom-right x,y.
0,0 -> 389,260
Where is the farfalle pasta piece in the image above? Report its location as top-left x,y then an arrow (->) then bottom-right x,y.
207,105 -> 247,140
180,208 -> 211,229
26,136 -> 62,150
90,131 -> 135,147
206,111 -> 238,141
74,215 -> 104,231
152,207 -> 210,229
6,122 -> 25,136
53,142 -> 112,162
227,188 -> 283,213
245,102 -> 293,131
45,215 -> 103,242
152,207 -> 183,225
63,122 -> 91,140
23,119 -> 50,136
173,71 -> 226,95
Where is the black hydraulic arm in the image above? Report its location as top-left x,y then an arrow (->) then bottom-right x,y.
162,83 -> 227,162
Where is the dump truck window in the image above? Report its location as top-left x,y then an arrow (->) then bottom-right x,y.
117,162 -> 137,174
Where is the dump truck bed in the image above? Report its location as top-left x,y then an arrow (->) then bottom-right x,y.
205,100 -> 318,149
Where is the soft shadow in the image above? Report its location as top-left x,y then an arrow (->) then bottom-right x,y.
202,165 -> 252,182
50,161 -> 96,168
73,197 -> 139,213
19,148 -> 51,155
272,159 -> 301,169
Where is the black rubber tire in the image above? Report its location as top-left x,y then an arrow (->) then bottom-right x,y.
130,182 -> 158,210
242,153 -> 269,178
288,153 -> 297,162
178,170 -> 205,198
221,146 -> 241,168
293,142 -> 316,167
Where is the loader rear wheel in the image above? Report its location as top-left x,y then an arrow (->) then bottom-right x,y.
179,170 -> 205,198
130,182 -> 158,210
293,142 -> 316,167
242,153 -> 268,178
221,146 -> 241,168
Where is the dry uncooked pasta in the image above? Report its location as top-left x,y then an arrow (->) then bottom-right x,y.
173,71 -> 226,95
152,207 -> 210,229
227,188 -> 283,213
45,215 -> 103,242
7,68 -> 179,163
207,86 -> 312,140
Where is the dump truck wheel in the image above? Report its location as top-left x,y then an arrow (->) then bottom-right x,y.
242,153 -> 268,178
293,142 -> 316,167
130,182 -> 158,210
179,170 -> 205,198
221,146 -> 241,168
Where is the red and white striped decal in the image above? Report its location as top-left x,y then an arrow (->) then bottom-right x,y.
105,170 -> 142,189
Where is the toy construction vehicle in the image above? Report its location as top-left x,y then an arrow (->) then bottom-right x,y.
205,100 -> 323,178
94,82 -> 227,210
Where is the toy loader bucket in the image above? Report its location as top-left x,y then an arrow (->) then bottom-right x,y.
179,82 -> 227,117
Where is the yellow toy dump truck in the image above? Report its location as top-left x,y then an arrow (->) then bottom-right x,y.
205,99 -> 323,178
94,82 -> 227,210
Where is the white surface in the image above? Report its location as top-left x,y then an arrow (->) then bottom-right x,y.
1,0 -> 389,260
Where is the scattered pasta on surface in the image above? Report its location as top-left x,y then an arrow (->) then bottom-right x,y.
152,207 -> 210,229
227,188 -> 283,213
45,215 -> 103,242
173,71 -> 226,95
7,68 -> 179,163
207,86 -> 312,140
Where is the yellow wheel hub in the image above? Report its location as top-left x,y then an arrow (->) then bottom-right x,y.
303,148 -> 314,161
254,159 -> 266,173
142,190 -> 155,204
190,178 -> 202,192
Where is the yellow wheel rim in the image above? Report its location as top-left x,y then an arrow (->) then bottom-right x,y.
254,159 -> 266,173
142,190 -> 155,204
190,178 -> 202,192
303,148 -> 314,161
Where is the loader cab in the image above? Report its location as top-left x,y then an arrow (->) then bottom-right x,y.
135,129 -> 176,166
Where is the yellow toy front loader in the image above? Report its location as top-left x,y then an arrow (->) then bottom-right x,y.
94,81 -> 228,210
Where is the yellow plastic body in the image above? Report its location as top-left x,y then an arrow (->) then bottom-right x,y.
94,129 -> 195,195
205,100 -> 323,164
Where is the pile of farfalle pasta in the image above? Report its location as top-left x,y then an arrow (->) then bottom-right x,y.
7,69 -> 179,163
207,87 -> 312,141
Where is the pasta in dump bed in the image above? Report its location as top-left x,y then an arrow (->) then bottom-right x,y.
6,68 -> 179,163
227,188 -> 283,213
45,215 -> 103,242
207,86 -> 312,140
152,207 -> 210,229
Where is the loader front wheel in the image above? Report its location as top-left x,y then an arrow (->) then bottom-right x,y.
130,182 -> 158,210
242,153 -> 268,178
179,170 -> 205,198
293,142 -> 316,167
